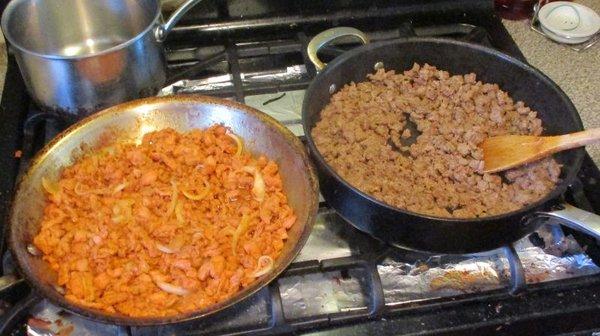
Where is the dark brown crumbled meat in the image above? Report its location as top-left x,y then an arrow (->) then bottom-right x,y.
311,63 -> 561,218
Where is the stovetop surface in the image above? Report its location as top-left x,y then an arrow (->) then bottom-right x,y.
1,1 -> 600,335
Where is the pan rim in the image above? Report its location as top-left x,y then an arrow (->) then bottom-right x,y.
302,37 -> 585,224
8,95 -> 320,326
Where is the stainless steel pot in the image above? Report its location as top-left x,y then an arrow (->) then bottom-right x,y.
1,0 -> 203,121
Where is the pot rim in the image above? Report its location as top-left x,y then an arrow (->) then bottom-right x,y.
1,0 -> 162,60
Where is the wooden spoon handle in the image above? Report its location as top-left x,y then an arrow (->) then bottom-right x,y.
550,128 -> 600,152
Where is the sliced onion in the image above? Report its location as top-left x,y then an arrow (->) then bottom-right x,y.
232,214 -> 250,255
253,255 -> 274,277
113,182 -> 128,194
242,166 -> 265,202
75,181 -> 126,195
74,182 -> 90,196
53,285 -> 66,295
42,177 -> 60,196
165,181 -> 179,218
226,132 -> 244,156
155,281 -> 189,296
192,231 -> 203,241
175,202 -> 185,225
156,243 -> 175,254
181,181 -> 210,201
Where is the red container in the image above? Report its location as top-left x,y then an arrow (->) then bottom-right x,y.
495,0 -> 573,20
494,0 -> 538,20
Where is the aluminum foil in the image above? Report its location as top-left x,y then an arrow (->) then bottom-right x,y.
158,65 -> 307,97
378,229 -> 598,306
279,269 -> 368,319
158,74 -> 234,96
242,65 -> 307,84
25,299 -> 127,336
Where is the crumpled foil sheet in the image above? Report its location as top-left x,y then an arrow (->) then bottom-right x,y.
158,74 -> 234,96
278,269 -> 369,319
279,224 -> 599,317
158,65 -> 307,97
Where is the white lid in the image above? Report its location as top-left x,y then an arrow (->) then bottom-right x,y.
539,1 -> 600,38
540,24 -> 593,44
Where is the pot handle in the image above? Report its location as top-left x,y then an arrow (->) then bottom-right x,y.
155,0 -> 205,42
536,203 -> 600,240
307,27 -> 369,72
0,274 -> 24,294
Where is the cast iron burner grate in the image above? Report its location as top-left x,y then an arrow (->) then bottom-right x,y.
2,3 -> 600,336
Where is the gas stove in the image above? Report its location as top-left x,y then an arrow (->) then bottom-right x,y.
2,1 -> 600,335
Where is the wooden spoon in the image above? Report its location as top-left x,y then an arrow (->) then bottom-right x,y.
482,128 -> 600,174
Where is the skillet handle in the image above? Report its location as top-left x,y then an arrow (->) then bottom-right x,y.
536,203 -> 600,240
307,27 -> 370,72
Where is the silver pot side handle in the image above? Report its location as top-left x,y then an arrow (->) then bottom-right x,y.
307,27 -> 370,72
155,0 -> 205,42
0,274 -> 23,294
536,203 -> 600,239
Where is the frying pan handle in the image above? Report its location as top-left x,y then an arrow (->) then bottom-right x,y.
307,27 -> 370,72
536,203 -> 600,240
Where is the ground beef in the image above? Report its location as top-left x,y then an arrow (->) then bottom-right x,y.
311,63 -> 561,218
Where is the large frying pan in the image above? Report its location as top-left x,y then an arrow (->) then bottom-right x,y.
302,27 -> 600,254
7,96 -> 319,325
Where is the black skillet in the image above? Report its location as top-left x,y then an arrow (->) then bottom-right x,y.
302,27 -> 600,254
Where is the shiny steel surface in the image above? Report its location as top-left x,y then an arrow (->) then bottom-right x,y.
156,0 -> 205,42
8,95 -> 319,325
1,0 -> 203,119
538,204 -> 600,240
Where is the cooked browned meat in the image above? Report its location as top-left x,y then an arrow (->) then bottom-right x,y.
312,63 -> 560,218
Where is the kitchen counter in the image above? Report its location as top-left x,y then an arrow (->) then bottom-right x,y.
502,0 -> 600,167
0,8 -> 597,164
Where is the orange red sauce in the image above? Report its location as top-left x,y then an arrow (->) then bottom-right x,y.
34,126 -> 296,317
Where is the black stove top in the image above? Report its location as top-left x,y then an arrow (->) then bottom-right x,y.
1,1 -> 600,335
